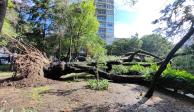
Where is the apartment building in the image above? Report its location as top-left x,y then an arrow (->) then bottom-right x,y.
95,0 -> 114,44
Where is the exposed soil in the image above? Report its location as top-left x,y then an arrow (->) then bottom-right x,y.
0,80 -> 194,112
0,74 -> 54,88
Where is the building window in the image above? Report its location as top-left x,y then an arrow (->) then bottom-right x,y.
97,16 -> 106,21
99,28 -> 106,33
107,23 -> 113,27
100,34 -> 106,38
106,15 -> 113,22
106,4 -> 113,9
97,0 -> 107,2
97,10 -> 106,14
107,10 -> 113,15
107,28 -> 113,33
97,4 -> 105,9
100,22 -> 106,28
107,0 -> 113,3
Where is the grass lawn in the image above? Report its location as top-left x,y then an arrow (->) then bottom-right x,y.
0,72 -> 13,78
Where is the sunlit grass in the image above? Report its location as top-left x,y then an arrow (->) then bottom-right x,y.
0,72 -> 13,77
22,107 -> 39,112
29,86 -> 49,102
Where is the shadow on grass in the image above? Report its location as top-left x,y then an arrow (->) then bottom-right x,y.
40,88 -> 81,97
72,103 -> 124,112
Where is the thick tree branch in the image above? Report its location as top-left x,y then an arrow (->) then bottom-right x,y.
145,23 -> 194,99
0,0 -> 8,32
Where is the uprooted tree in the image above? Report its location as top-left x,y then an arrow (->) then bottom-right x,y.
0,38 -> 53,87
144,0 -> 194,98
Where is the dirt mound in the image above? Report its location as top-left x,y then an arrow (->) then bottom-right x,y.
0,74 -> 54,88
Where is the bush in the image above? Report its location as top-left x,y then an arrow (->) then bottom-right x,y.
163,65 -> 194,83
87,79 -> 109,90
111,65 -> 129,74
0,64 -> 10,71
130,64 -> 157,80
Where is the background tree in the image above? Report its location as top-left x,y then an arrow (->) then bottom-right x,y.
0,0 -> 19,47
53,0 -> 99,61
17,0 -> 52,52
107,36 -> 143,55
141,34 -> 172,57
172,45 -> 194,74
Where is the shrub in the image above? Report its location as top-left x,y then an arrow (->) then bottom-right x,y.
87,79 -> 109,90
111,65 -> 129,74
0,64 -> 10,71
130,64 -> 156,80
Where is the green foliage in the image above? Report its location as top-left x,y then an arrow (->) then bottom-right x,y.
81,34 -> 106,59
141,34 -> 172,57
163,65 -> 194,82
172,46 -> 194,74
1,0 -> 18,46
51,0 -> 101,58
130,64 -> 157,79
107,37 -> 143,55
111,65 -> 129,74
0,64 -> 10,71
22,108 -> 38,112
87,79 -> 109,90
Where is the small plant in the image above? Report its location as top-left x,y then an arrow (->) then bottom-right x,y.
130,64 -> 145,72
87,79 -> 109,90
22,107 -> 38,112
130,64 -> 157,80
29,86 -> 49,101
111,65 -> 129,74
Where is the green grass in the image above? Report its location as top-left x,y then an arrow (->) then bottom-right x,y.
87,79 -> 109,90
22,107 -> 39,112
29,86 -> 50,102
0,72 -> 13,77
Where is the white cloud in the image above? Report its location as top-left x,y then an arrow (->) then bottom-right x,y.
114,0 -> 174,38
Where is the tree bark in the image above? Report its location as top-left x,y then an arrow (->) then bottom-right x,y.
145,24 -> 194,98
0,0 -> 8,32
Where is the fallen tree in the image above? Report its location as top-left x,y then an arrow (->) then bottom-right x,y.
0,39 -> 53,87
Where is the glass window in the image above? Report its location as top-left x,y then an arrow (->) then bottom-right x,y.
97,10 -> 106,14
100,34 -> 106,38
106,4 -> 113,9
99,28 -> 106,33
107,23 -> 113,27
97,16 -> 106,21
107,10 -> 113,15
107,28 -> 113,33
107,0 -> 113,3
106,15 -> 114,22
100,22 -> 106,27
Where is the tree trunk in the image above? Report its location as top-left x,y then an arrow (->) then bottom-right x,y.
0,0 -> 8,32
145,24 -> 194,98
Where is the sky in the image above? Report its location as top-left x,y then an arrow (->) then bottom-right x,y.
114,0 -> 174,38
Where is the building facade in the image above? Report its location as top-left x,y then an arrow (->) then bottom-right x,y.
95,0 -> 114,44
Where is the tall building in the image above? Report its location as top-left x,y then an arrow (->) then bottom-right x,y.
95,0 -> 114,44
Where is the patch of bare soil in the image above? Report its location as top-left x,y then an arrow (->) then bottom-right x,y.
0,81 -> 194,112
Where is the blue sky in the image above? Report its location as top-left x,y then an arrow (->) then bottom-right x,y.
114,0 -> 174,38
